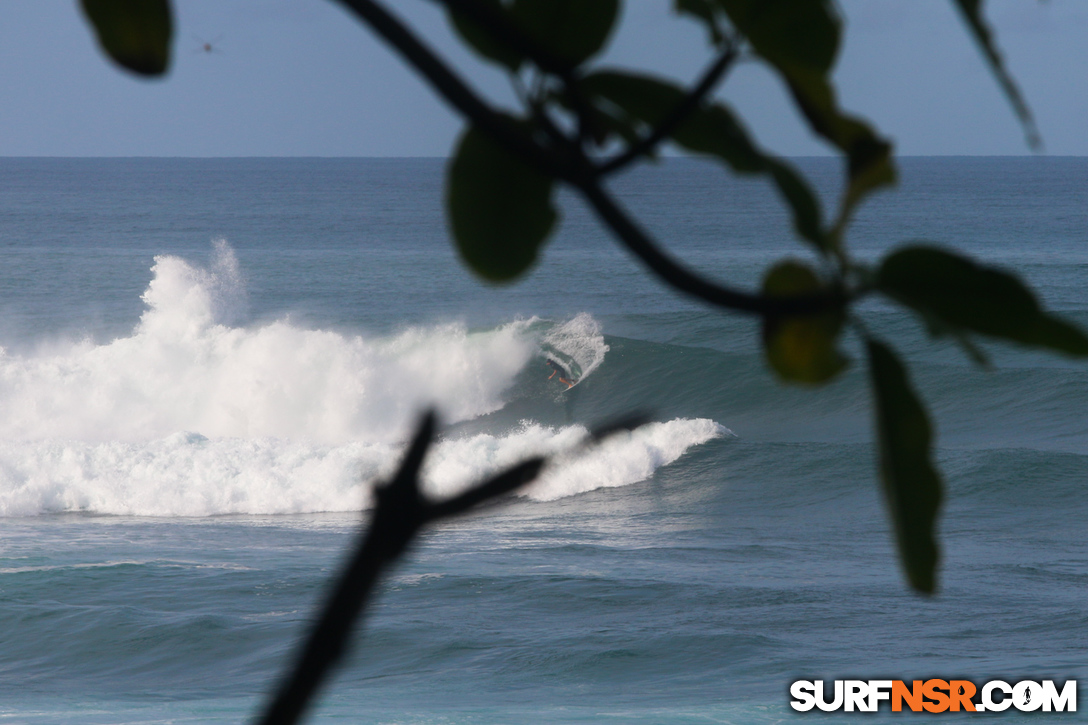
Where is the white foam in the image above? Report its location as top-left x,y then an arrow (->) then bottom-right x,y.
541,312 -> 609,381
0,244 -> 534,444
425,418 -> 733,501
0,418 -> 730,517
0,243 -> 731,517
0,435 -> 393,517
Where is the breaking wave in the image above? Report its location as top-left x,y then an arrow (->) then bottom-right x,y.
0,243 -> 729,516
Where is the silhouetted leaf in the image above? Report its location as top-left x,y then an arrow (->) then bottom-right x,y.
580,72 -> 679,126
448,0 -> 524,71
867,338 -> 941,594
716,0 -> 839,73
447,123 -> 558,282
713,0 -> 894,220
584,103 -> 642,148
80,0 -> 172,76
764,162 -> 824,251
672,103 -> 769,171
950,0 -> 1040,149
678,105 -> 825,247
761,261 -> 847,384
447,0 -> 618,70
784,76 -> 895,228
512,0 -> 619,67
582,72 -> 827,251
674,0 -> 725,46
878,245 -> 1088,355
545,85 -> 641,148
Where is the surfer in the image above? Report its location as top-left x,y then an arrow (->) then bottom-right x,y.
546,359 -> 575,389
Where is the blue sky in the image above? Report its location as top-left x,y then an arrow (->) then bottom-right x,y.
0,0 -> 1085,156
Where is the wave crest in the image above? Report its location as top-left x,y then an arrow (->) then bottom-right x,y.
0,419 -> 730,517
0,245 -> 535,443
0,243 -> 731,517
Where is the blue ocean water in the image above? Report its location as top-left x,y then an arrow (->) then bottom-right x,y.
0,157 -> 1086,723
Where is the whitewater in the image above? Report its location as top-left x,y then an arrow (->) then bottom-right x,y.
0,241 -> 726,517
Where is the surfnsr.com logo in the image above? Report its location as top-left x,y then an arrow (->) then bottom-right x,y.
790,680 -> 1076,713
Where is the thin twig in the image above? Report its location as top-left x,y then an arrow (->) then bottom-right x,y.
596,46 -> 738,176
432,0 -> 574,77
335,0 -> 563,178
575,178 -> 847,316
432,0 -> 599,135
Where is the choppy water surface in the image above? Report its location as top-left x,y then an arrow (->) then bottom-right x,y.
1,158 -> 1086,723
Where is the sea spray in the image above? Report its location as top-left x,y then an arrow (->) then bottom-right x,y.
0,419 -> 730,516
425,419 -> 733,502
0,244 -> 730,517
0,246 -> 537,442
540,312 -> 609,381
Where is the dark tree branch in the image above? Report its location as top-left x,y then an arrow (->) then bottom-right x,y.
255,412 -> 546,725
332,0 -> 848,318
596,46 -> 738,176
254,412 -> 439,725
334,0 -> 564,177
432,1 -> 736,165
575,178 -> 846,316
256,410 -> 651,724
432,0 -> 576,78
432,0 -> 598,143
429,458 -> 545,519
